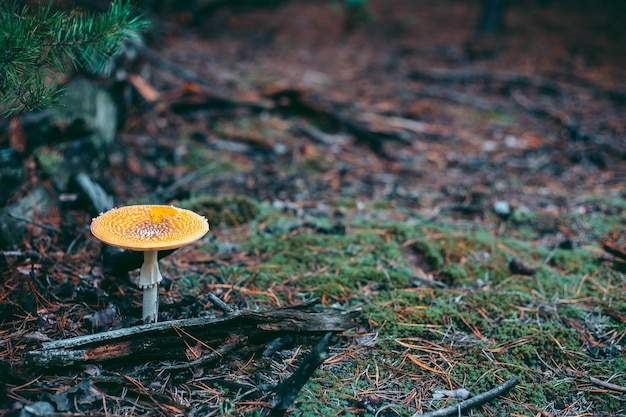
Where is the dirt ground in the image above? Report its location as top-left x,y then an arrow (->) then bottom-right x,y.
1,0 -> 625,416
108,0 -> 626,216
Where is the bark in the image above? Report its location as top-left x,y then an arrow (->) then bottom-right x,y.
25,304 -> 358,368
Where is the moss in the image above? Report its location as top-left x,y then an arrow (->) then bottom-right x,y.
35,146 -> 66,187
548,248 -> 597,274
439,264 -> 468,284
521,380 -> 573,410
178,194 -> 261,227
176,199 -> 625,416
182,141 -> 237,173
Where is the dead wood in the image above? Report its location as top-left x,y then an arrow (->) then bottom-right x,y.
587,376 -> 626,394
25,304 -> 358,368
205,292 -> 235,314
218,128 -> 281,154
268,332 -> 333,417
510,90 -> 609,145
137,45 -> 267,113
412,377 -> 519,417
410,68 -> 619,148
265,88 -> 407,156
71,173 -> 113,215
158,340 -> 239,371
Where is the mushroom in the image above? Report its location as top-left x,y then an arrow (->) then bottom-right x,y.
90,205 -> 209,323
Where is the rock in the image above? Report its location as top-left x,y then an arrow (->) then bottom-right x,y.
23,78 -> 118,190
493,200 -> 511,218
71,173 -> 114,214
0,185 -> 55,249
20,401 -> 55,417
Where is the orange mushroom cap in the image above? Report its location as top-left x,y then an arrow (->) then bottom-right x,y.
90,205 -> 209,251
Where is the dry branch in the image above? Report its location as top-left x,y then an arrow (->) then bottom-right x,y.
25,304 -> 358,368
72,173 -> 113,214
265,88 -> 407,156
588,376 -> 626,394
269,332 -> 334,417
412,377 -> 519,417
137,44 -> 267,112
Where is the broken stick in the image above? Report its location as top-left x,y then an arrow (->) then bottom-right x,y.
412,377 -> 519,417
269,332 -> 334,417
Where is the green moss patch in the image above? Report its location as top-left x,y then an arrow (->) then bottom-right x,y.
178,194 -> 261,227
166,197 -> 625,416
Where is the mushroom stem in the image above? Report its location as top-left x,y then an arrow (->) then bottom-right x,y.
142,285 -> 159,324
139,250 -> 163,323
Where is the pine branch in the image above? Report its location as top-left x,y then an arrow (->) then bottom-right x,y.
0,0 -> 147,117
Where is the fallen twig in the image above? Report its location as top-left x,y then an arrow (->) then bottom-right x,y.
546,70 -> 626,104
412,377 -> 519,417
268,332 -> 334,417
204,292 -> 235,314
588,376 -> 626,394
602,240 -> 626,261
7,213 -> 60,235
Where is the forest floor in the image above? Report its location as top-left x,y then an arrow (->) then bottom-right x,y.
1,0 -> 626,416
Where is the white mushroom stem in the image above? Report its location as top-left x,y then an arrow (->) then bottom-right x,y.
138,250 -> 163,323
142,285 -> 159,324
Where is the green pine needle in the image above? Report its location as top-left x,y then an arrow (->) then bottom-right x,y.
0,0 -> 148,117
